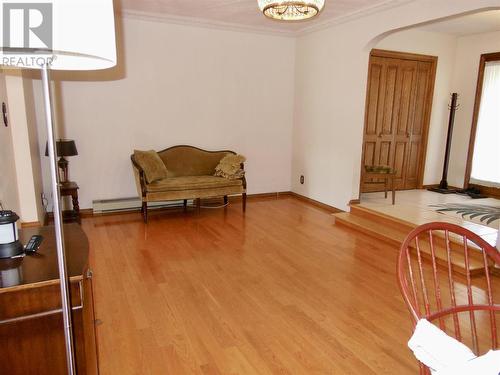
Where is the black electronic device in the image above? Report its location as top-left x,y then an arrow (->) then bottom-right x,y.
24,235 -> 43,253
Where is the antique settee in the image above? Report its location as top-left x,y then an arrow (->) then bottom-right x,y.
131,145 -> 246,222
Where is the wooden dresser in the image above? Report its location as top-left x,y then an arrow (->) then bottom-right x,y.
0,224 -> 98,375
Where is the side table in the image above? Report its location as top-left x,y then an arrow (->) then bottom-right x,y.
60,181 -> 81,224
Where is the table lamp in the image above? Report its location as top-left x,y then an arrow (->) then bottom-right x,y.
45,139 -> 78,183
0,2 -> 116,374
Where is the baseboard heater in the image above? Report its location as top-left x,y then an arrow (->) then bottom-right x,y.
92,197 -> 191,214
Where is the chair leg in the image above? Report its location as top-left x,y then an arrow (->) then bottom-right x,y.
392,178 -> 396,205
183,199 -> 187,212
242,193 -> 247,212
142,202 -> 148,223
224,195 -> 228,205
196,198 -> 201,214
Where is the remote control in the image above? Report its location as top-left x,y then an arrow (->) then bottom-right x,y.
25,235 -> 43,253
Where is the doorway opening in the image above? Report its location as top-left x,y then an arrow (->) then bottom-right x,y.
464,52 -> 500,198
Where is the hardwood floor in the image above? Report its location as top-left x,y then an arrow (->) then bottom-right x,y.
83,196 -> 422,374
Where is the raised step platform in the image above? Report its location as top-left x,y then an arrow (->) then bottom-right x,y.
333,204 -> 486,276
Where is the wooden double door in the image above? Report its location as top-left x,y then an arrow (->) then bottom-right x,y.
361,50 -> 436,192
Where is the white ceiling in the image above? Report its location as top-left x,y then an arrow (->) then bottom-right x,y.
417,10 -> 500,36
118,0 -> 411,34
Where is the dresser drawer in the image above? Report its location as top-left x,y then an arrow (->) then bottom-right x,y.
0,279 -> 83,322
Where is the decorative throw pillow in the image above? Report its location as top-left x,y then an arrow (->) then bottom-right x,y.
133,150 -> 168,183
214,154 -> 246,180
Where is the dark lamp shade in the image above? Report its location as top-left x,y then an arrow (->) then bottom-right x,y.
45,140 -> 78,157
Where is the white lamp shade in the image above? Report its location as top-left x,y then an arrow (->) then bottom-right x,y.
0,0 -> 116,70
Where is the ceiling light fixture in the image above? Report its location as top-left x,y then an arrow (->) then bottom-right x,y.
257,0 -> 325,21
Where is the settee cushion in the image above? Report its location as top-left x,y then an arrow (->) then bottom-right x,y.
146,176 -> 242,193
214,154 -> 246,179
133,150 -> 168,183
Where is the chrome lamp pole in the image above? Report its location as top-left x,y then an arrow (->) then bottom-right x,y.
41,63 -> 76,374
0,2 -> 117,374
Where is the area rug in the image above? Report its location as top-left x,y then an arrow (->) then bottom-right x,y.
430,203 -> 500,229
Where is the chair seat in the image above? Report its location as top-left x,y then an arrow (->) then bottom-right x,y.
146,175 -> 242,192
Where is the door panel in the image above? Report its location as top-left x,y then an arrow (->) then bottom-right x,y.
405,141 -> 420,188
393,60 -> 418,189
397,64 -> 417,137
361,51 -> 436,193
366,61 -> 383,136
379,141 -> 391,166
381,65 -> 398,136
404,61 -> 433,189
394,141 -> 407,184
412,62 -> 432,136
364,142 -> 376,166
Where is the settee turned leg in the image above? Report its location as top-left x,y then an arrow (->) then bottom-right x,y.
242,193 -> 246,212
224,196 -> 228,205
196,198 -> 201,214
142,202 -> 148,223
183,199 -> 187,212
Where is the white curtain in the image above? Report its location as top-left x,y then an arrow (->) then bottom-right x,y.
470,61 -> 500,188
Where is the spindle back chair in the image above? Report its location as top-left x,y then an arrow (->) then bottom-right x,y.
397,222 -> 500,374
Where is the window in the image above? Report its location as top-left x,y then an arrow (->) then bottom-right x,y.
465,53 -> 500,194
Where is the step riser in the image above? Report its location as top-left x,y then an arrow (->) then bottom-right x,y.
336,215 -> 476,259
349,205 -> 414,233
334,216 -> 400,247
349,205 -> 484,262
334,212 -> 485,276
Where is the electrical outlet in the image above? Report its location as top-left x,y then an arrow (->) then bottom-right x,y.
300,175 -> 305,185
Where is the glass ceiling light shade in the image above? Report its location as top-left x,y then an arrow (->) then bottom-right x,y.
257,0 -> 325,21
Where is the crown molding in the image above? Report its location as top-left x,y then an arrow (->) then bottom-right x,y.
296,0 -> 416,36
119,10 -> 296,38
119,0 -> 417,38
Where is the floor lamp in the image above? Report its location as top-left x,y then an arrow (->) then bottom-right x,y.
0,2 -> 116,374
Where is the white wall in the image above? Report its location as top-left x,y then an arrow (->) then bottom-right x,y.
22,75 -> 45,222
31,78 -> 63,213
291,0 -> 499,210
3,72 -> 44,223
0,72 -> 20,215
19,0 -> 500,214
448,30 -> 500,188
375,29 -> 457,185
34,16 -> 296,209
